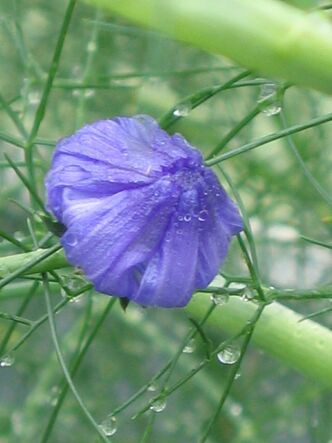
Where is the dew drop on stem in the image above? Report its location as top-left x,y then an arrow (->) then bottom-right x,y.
183,338 -> 195,354
241,286 -> 255,301
257,81 -> 282,116
99,415 -> 117,437
0,353 -> 15,367
210,293 -> 229,306
147,381 -> 158,392
173,104 -> 190,117
150,398 -> 167,413
27,91 -> 41,105
217,345 -> 241,365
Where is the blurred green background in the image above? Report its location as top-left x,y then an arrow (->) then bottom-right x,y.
0,0 -> 332,442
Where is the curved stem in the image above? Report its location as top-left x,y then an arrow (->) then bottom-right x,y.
0,245 -> 66,290
206,111 -> 332,165
187,294 -> 332,388
85,0 -> 332,95
42,274 -> 111,443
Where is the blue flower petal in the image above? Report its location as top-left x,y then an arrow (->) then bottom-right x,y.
45,115 -> 243,308
133,205 -> 200,308
60,178 -> 178,299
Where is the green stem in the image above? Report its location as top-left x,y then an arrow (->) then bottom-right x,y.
187,294 -> 332,388
40,297 -> 116,443
159,70 -> 250,129
199,303 -> 265,442
42,274 -> 110,443
85,0 -> 332,95
0,311 -> 33,326
0,283 -> 37,356
139,413 -> 156,443
0,92 -> 27,138
301,236 -> 332,250
0,247 -> 67,280
0,131 -> 24,148
206,104 -> 262,160
1,248 -> 332,387
24,0 -> 77,198
205,111 -> 332,166
27,0 -> 77,143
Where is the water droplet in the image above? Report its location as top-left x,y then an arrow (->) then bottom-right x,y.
173,104 -> 190,117
0,353 -> 15,367
264,104 -> 282,117
72,89 -> 81,97
235,371 -> 241,380
241,286 -> 255,301
69,294 -> 83,304
183,214 -> 191,222
257,81 -> 282,116
14,231 -> 25,241
177,215 -> 183,221
27,91 -> 41,105
217,345 -> 241,365
198,210 -> 208,222
147,382 -> 158,392
183,339 -> 195,354
176,229 -> 183,235
65,233 -> 78,246
210,293 -> 229,305
258,81 -> 276,100
62,274 -> 85,293
150,398 -> 167,413
99,415 -> 117,436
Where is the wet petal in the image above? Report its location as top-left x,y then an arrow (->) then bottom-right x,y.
46,115 -> 243,308
60,178 -> 178,300
134,211 -> 200,308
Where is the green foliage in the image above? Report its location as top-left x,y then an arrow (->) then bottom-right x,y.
86,0 -> 332,94
0,1 -> 331,442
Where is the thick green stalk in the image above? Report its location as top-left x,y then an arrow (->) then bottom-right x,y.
187,295 -> 332,388
0,247 -> 67,278
84,0 -> 332,95
1,248 -> 332,387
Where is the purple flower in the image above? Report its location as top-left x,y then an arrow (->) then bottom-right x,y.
45,115 -> 243,308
